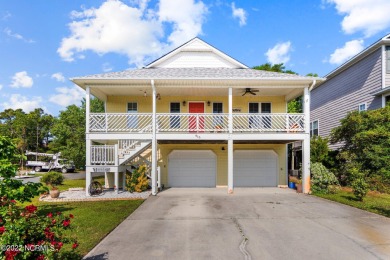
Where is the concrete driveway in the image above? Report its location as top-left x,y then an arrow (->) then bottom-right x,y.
84,188 -> 390,260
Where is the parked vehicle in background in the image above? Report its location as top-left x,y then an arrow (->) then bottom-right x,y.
25,151 -> 75,173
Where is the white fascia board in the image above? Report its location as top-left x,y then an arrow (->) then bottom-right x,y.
325,37 -> 390,80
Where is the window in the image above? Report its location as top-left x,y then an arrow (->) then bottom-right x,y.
386,46 -> 390,74
385,95 -> 390,106
248,103 -> 259,128
249,103 -> 259,113
261,103 -> 271,128
310,120 -> 319,137
358,103 -> 367,112
127,102 -> 138,128
213,103 -> 223,113
170,102 -> 180,128
213,103 -> 223,127
127,102 -> 137,113
261,103 -> 271,113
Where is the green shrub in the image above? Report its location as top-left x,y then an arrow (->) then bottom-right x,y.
126,165 -> 149,193
352,177 -> 369,201
311,136 -> 329,164
41,172 -> 64,188
311,162 -> 339,194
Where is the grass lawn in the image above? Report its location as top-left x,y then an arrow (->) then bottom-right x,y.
21,177 -> 145,257
314,188 -> 390,218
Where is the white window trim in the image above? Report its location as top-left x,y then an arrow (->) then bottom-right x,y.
247,102 -> 272,113
212,102 -> 224,113
170,102 -> 181,113
383,94 -> 390,108
127,102 -> 138,113
310,120 -> 319,137
358,102 -> 367,112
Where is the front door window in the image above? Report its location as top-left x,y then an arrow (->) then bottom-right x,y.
261,103 -> 272,128
213,103 -> 223,128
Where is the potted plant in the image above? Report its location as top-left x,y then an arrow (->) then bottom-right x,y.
41,172 -> 64,198
288,176 -> 298,189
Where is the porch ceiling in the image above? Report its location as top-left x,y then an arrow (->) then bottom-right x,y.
89,83 -> 304,98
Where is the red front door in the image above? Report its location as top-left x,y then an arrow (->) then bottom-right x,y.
189,102 -> 204,132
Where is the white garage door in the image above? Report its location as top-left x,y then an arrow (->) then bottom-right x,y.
168,150 -> 216,187
234,150 -> 278,187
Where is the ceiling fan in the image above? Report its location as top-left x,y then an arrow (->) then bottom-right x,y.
242,88 -> 259,96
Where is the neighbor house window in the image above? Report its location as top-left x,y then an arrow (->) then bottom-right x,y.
358,103 -> 367,112
386,46 -> 390,73
310,120 -> 319,137
386,95 -> 390,106
170,102 -> 180,128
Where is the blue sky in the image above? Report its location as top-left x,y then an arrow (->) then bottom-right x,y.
1,0 -> 390,115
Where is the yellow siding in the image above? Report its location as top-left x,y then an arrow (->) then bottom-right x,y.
106,96 -> 286,113
157,143 -> 287,187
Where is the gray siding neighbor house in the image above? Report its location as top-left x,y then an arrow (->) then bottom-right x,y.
310,34 -> 390,149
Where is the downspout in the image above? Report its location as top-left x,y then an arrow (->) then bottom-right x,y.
151,80 -> 157,195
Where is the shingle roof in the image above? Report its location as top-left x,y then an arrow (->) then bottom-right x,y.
72,67 -> 317,80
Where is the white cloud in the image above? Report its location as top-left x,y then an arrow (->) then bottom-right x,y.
328,39 -> 364,65
231,2 -> 247,26
1,94 -> 43,112
10,71 -> 33,88
58,0 -> 208,66
159,0 -> 208,46
326,0 -> 390,37
102,62 -> 113,72
49,86 -> 85,107
2,11 -> 11,21
4,27 -> 34,43
51,72 -> 66,82
265,41 -> 292,64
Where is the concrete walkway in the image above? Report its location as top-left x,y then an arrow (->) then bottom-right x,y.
84,188 -> 390,260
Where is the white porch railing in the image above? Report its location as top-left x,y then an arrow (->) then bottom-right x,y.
88,113 -> 305,133
90,113 -> 152,132
156,113 -> 229,132
90,145 -> 116,165
233,113 -> 305,132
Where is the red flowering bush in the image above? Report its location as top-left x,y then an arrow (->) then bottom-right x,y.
0,197 -> 79,260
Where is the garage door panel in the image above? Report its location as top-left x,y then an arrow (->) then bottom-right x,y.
234,150 -> 277,187
168,150 -> 216,187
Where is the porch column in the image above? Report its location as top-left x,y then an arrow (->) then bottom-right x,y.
151,80 -> 157,195
86,86 -> 90,133
302,87 -> 311,193
114,169 -> 119,194
228,87 -> 234,194
86,139 -> 91,196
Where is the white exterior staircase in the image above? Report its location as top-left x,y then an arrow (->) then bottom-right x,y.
118,140 -> 152,166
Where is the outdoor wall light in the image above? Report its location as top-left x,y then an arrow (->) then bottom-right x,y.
156,93 -> 161,100
221,146 -> 225,151
182,101 -> 186,106
207,101 -> 211,106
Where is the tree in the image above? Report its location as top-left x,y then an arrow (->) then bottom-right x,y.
252,63 -> 297,74
310,136 -> 329,163
0,135 -> 45,202
330,106 -> 390,191
50,98 -> 104,168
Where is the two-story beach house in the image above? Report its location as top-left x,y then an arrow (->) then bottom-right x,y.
310,34 -> 390,148
72,38 -> 323,196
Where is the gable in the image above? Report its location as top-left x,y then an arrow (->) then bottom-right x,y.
146,38 -> 247,69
